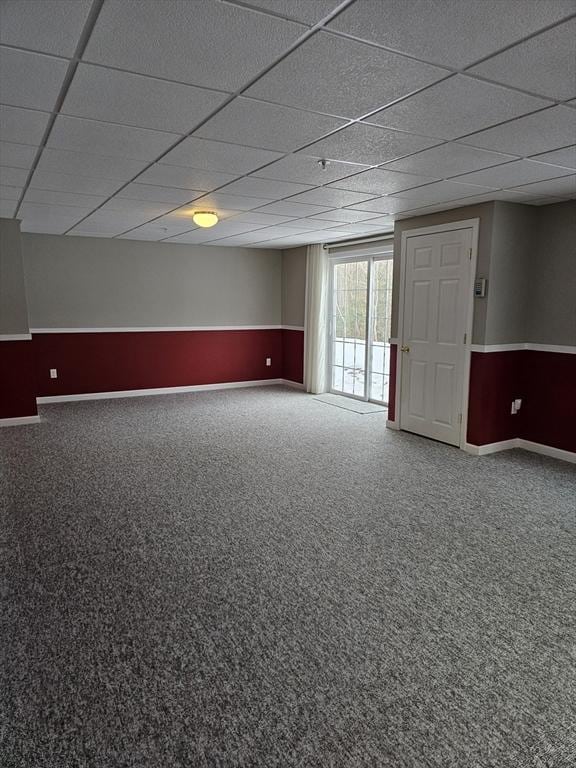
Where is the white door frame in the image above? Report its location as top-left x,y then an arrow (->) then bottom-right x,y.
395,218 -> 479,449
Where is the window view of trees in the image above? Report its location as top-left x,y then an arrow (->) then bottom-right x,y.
333,259 -> 392,343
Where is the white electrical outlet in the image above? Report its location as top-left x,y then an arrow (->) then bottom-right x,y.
265,357 -> 272,367
514,398 -> 522,411
50,368 -> 58,379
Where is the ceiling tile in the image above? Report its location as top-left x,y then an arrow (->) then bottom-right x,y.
346,196 -> 442,214
22,188 -> 104,208
161,137 -> 282,174
306,209 -> 382,223
329,168 -> 438,194
36,148 -> 148,180
251,224 -> 319,237
341,214 -> 395,227
286,187 -> 378,207
327,0 -> 575,69
301,124 -> 438,165
276,218 -> 326,230
255,154 -> 370,185
136,164 -> 237,192
519,197 -> 569,205
62,64 -> 228,135
469,18 -> 576,101
0,141 -> 37,169
0,185 -> 21,200
66,230 -> 115,238
0,47 -> 68,112
450,159 -> 574,187
117,229 -> 169,242
195,97 -> 347,152
227,212 -> 297,225
190,192 -> 272,211
0,106 -> 50,146
0,0 -> 92,57
84,0 -> 305,91
47,115 -> 178,161
237,0 -> 341,24
164,229 -> 226,245
382,143 -> 516,177
368,75 -> 548,140
326,222 -> 393,234
529,145 -> 576,170
70,209 -> 161,235
256,201 -> 334,216
99,199 -> 178,217
511,175 -> 576,198
210,223 -> 281,238
0,166 -> 29,186
19,201 -> 93,224
206,231 -> 283,246
118,183 -> 198,205
117,217 -> 204,240
391,180 -> 495,203
29,169 -> 124,196
23,221 -> 87,234
0,200 -> 17,217
460,106 -> 576,156
408,189 -> 551,209
219,177 -> 313,200
246,31 -> 447,119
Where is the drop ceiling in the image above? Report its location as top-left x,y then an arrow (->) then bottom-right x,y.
0,0 -> 575,250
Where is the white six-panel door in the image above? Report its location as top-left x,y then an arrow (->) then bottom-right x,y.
400,227 -> 473,446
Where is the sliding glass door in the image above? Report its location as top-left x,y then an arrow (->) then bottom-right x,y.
328,254 -> 393,404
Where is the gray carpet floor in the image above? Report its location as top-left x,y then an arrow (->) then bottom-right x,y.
1,385 -> 575,768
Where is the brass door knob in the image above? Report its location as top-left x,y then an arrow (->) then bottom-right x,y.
401,345 -> 410,352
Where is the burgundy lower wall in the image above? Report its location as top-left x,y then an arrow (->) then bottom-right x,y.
467,349 -> 576,453
32,330 -> 284,397
0,341 -> 38,418
520,351 -> 576,453
467,351 -> 522,445
282,329 -> 304,384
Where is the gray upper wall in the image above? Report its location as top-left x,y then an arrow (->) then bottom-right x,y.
392,200 -> 575,346
484,202 -> 534,345
0,218 -> 30,335
22,234 -> 282,329
392,203 -> 495,344
281,246 -> 306,328
529,201 -> 576,346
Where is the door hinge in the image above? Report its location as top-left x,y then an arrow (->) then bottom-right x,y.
458,413 -> 462,424
463,332 -> 467,344
468,248 -> 472,260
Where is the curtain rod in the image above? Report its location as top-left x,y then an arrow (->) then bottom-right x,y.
323,232 -> 394,250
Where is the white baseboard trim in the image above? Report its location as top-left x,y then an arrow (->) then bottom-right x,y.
280,379 -> 305,389
464,438 -> 575,463
30,326 -> 301,334
0,414 -> 41,427
36,379 -> 285,404
463,439 -> 517,455
517,439 -> 576,464
469,342 -> 576,354
0,333 -> 32,341
386,419 -> 400,430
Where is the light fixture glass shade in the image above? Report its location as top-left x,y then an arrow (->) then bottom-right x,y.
192,211 -> 218,228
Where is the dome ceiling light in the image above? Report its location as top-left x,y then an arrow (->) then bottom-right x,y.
192,211 -> 219,228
